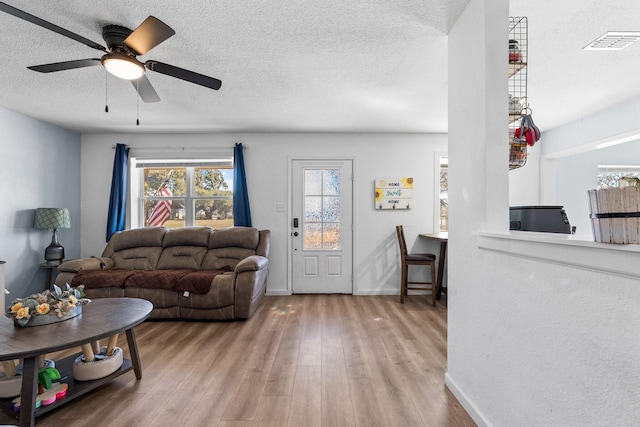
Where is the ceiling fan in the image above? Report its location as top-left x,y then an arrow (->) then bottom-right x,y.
0,2 -> 222,103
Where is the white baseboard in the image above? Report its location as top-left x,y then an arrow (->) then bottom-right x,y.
353,289 -> 398,295
265,290 -> 290,296
444,372 -> 492,427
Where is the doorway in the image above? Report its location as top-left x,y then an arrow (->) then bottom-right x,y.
291,159 -> 353,294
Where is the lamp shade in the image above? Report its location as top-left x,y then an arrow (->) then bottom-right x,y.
34,208 -> 71,229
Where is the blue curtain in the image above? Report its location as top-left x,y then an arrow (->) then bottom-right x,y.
106,144 -> 130,241
233,142 -> 252,227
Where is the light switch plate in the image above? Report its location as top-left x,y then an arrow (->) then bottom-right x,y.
276,203 -> 286,212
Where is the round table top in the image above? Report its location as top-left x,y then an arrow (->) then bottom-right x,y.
0,297 -> 153,360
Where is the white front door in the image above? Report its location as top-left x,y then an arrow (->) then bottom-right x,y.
291,159 -> 353,294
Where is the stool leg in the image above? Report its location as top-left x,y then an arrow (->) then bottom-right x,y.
400,263 -> 407,304
430,262 -> 437,307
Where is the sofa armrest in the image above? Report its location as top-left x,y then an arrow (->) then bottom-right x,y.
234,256 -> 269,318
58,257 -> 114,273
235,255 -> 268,273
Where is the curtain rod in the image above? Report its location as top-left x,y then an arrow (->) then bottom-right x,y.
111,144 -> 247,150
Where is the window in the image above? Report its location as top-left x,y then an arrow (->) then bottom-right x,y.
303,168 -> 341,250
597,164 -> 640,189
438,155 -> 448,232
131,158 -> 233,229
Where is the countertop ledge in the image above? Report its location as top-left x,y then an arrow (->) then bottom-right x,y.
476,231 -> 640,280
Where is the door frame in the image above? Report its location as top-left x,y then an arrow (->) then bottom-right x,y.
286,155 -> 356,295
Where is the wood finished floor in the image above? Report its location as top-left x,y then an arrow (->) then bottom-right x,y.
33,295 -> 475,427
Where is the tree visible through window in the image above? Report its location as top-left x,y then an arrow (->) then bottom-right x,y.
597,165 -> 640,189
439,157 -> 448,232
141,165 -> 233,228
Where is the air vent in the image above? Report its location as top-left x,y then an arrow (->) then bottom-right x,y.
583,31 -> 640,50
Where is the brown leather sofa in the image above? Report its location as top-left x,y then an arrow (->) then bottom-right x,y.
54,226 -> 270,320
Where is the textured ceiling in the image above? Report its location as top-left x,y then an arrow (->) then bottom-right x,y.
0,0 -> 466,134
510,0 -> 640,132
0,1 -> 639,134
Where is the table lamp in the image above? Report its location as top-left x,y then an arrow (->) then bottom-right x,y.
34,208 -> 71,264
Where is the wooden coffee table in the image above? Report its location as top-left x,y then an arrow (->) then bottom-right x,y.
0,297 -> 153,427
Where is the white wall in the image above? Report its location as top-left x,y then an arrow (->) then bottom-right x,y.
80,132 -> 447,295
554,140 -> 640,238
0,107 -> 81,297
447,1 -> 640,426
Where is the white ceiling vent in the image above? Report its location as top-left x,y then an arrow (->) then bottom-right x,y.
583,31 -> 640,50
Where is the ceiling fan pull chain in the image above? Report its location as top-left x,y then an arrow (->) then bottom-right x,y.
136,79 -> 140,126
105,71 -> 109,113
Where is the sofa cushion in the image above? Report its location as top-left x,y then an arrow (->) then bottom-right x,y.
209,227 -> 259,250
202,227 -> 260,270
179,271 -> 236,310
202,247 -> 257,270
113,227 -> 166,251
111,247 -> 163,270
71,269 -> 137,289
157,246 -> 208,270
175,268 -> 232,294
162,227 -> 211,248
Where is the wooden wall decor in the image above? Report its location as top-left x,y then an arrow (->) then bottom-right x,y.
374,178 -> 413,210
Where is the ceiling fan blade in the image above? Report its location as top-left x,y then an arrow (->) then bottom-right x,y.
145,61 -> 222,90
131,75 -> 161,103
0,2 -> 106,52
124,16 -> 175,55
27,58 -> 102,73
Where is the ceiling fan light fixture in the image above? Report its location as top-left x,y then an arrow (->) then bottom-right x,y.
102,53 -> 144,80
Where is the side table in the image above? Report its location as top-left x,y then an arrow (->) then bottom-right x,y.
39,262 -> 61,292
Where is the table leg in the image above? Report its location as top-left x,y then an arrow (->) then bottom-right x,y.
19,356 -> 39,427
45,269 -> 52,292
125,328 -> 143,380
436,240 -> 447,300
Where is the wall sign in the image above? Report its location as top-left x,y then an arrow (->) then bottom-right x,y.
374,178 -> 413,210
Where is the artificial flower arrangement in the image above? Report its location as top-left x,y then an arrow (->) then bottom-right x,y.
6,284 -> 90,327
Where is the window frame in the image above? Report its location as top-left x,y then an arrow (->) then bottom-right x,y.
434,152 -> 448,233
129,156 -> 233,229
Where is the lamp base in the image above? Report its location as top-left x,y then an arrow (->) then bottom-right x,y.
44,229 -> 65,264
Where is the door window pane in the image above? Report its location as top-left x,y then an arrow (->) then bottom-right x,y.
323,196 -> 340,222
303,168 -> 342,250
304,223 -> 322,249
323,169 -> 340,195
323,223 -> 340,249
304,170 -> 322,195
304,197 -> 322,222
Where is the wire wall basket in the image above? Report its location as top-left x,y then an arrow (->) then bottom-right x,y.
509,16 -> 528,170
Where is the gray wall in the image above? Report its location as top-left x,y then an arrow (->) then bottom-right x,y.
0,107 -> 81,297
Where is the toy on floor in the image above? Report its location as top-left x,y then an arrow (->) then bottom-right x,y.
11,367 -> 68,411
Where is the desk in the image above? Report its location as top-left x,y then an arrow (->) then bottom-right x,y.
419,232 -> 448,300
0,298 -> 153,427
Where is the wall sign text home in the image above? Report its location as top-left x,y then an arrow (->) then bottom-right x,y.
374,178 -> 413,210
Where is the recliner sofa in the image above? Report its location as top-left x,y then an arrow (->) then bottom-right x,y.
54,226 -> 270,320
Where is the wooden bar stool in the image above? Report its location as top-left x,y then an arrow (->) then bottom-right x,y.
396,226 -> 437,306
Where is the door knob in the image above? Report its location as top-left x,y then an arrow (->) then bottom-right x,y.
293,232 -> 299,237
